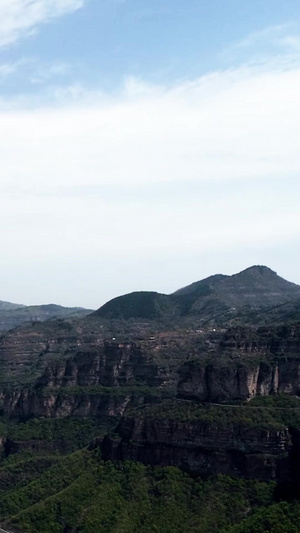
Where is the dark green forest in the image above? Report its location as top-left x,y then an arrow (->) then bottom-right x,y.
0,414 -> 295,533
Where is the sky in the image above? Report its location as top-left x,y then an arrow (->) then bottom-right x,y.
0,0 -> 300,309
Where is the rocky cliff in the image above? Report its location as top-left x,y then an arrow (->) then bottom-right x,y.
98,321 -> 300,483
100,400 -> 294,481
0,319 -> 182,420
0,273 -> 300,489
178,323 -> 300,402
1,320 -> 300,419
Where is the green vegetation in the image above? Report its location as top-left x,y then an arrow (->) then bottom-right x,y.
247,394 -> 300,409
223,501 -> 300,533
0,407 -> 289,533
0,455 -> 61,493
0,449 -> 94,521
0,453 -> 274,533
8,416 -> 105,448
95,291 -> 179,320
0,416 -> 109,457
129,398 -> 300,430
41,385 -> 175,399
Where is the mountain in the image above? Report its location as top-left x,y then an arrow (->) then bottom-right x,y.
93,291 -> 178,319
172,265 -> 300,321
0,266 -> 299,531
94,266 -> 300,325
0,299 -> 25,311
172,273 -> 228,296
175,265 -> 300,307
0,302 -> 93,333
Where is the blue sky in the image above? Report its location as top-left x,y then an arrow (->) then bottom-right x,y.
2,1 -> 300,96
0,0 -> 299,307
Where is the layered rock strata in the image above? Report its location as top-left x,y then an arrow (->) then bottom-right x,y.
179,324 -> 300,402
101,414 -> 290,481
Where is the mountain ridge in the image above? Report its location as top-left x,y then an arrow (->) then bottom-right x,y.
94,265 -> 300,323
0,302 -> 93,333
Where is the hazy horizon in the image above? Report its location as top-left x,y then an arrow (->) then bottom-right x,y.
0,1 -> 299,308
2,263 -> 299,310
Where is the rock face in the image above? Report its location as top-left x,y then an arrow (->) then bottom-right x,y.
98,321 -> 300,483
0,321 -> 165,387
276,427 -> 300,498
101,415 -> 290,481
0,336 -> 171,419
36,341 -> 163,389
1,320 -> 300,418
0,321 -> 175,419
178,360 -> 300,402
178,324 -> 300,402
2,389 -> 136,419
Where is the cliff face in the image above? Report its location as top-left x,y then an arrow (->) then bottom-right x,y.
178,359 -> 300,402
0,318 -> 182,390
0,326 -> 174,419
178,324 -> 300,402
98,322 -> 300,483
101,415 -> 290,481
2,389 -> 135,419
36,341 -> 163,389
1,321 -> 300,418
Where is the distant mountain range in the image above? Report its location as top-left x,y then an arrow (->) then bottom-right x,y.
94,265 -> 300,325
1,266 -> 300,333
0,303 -> 93,333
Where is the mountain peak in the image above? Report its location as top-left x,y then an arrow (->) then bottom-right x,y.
94,266 -> 300,322
239,265 -> 277,276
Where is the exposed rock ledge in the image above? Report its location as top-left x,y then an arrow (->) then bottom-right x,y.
100,415 -> 291,481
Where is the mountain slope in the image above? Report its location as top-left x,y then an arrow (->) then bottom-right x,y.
0,300 -> 24,311
0,448 -> 274,533
173,265 -> 300,320
94,266 -> 300,323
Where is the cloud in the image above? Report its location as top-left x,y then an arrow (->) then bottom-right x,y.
0,0 -> 85,48
229,24 -> 290,49
223,23 -> 300,65
0,61 -> 20,78
0,25 -> 300,306
0,57 -> 299,193
278,36 -> 300,52
30,61 -> 71,84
